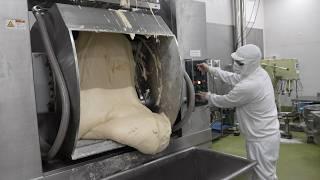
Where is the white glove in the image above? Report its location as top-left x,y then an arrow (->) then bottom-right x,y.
208,66 -> 218,74
196,63 -> 209,73
196,63 -> 218,75
196,92 -> 210,101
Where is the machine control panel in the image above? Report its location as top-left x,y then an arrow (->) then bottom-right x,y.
185,59 -> 209,106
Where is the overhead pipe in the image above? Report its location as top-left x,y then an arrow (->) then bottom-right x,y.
233,0 -> 246,50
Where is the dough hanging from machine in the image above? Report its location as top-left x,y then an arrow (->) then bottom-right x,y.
76,32 -> 171,154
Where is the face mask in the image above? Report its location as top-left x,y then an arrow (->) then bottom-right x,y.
233,62 -> 242,74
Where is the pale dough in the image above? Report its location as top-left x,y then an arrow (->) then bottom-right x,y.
76,32 -> 171,154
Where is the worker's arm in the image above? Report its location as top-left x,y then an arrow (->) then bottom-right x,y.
197,63 -> 241,86
209,67 -> 241,86
207,82 -> 254,108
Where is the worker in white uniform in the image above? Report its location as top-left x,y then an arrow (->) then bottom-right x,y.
197,44 -> 280,180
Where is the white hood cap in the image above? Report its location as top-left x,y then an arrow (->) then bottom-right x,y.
231,44 -> 262,77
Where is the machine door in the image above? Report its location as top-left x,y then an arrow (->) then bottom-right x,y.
31,3 -> 183,160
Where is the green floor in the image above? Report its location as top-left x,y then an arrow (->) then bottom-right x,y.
212,132 -> 320,180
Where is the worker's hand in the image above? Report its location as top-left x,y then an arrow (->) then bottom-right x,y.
195,91 -> 209,101
196,63 -> 209,73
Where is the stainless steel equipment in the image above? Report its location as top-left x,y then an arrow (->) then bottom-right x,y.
105,147 -> 256,180
0,0 -> 256,179
174,0 -> 212,137
0,1 -> 42,180
303,105 -> 320,144
31,3 -> 185,160
310,111 -> 320,144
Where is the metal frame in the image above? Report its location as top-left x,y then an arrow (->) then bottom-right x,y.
98,0 -> 161,10
0,0 -> 42,179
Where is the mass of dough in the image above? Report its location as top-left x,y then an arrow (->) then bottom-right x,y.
76,32 -> 171,154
